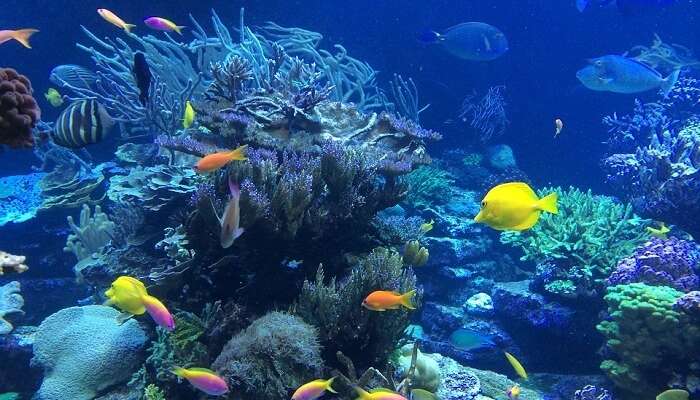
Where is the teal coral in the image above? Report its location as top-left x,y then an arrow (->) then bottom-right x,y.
403,165 -> 455,209
0,281 -> 23,335
501,186 -> 649,296
295,247 -> 420,366
597,283 -> 700,394
0,173 -> 45,226
31,305 -> 147,400
64,204 -> 116,261
212,311 -> 323,400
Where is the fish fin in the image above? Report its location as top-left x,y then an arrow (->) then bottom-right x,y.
661,69 -> 680,98
233,228 -> 245,239
174,25 -> 187,35
326,377 -> 338,393
401,289 -> 417,310
510,211 -> 541,231
124,24 -> 136,33
188,367 -> 216,374
116,312 -> 134,325
418,30 -> 441,44
576,0 -> 590,12
354,386 -> 372,400
172,367 -> 188,378
536,192 -> 558,214
11,29 -> 39,49
228,144 -> 248,161
228,177 -> 240,199
495,182 -> 538,200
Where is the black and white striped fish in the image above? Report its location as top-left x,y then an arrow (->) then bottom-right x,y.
52,100 -> 114,148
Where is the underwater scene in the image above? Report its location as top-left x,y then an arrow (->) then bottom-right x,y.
1,1 -> 700,399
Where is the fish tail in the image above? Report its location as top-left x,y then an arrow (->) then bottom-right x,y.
172,367 -> 187,378
401,289 -> 417,310
326,377 -> 338,393
227,144 -> 248,162
174,25 -> 187,35
661,69 -> 680,98
417,29 -> 441,44
12,29 -> 39,49
124,24 -> 137,33
576,0 -> 590,12
537,192 -> 558,214
353,386 -> 372,400
142,294 -> 175,331
228,176 -> 240,199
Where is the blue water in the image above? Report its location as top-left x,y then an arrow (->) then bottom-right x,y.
2,1 -> 699,399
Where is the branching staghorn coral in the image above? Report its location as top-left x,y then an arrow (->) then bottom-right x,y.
501,187 -> 650,298
294,247 -> 420,368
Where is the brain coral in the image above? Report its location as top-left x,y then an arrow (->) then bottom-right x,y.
0,68 -> 40,148
31,305 -> 147,400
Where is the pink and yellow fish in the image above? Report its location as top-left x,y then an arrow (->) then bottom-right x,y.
104,276 -> 175,331
144,17 -> 186,35
507,384 -> 521,400
97,9 -> 136,33
0,29 -> 39,49
173,367 -> 229,396
354,387 -> 407,400
292,377 -> 337,400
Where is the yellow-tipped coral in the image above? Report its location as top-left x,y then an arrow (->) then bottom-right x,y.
403,240 -> 429,267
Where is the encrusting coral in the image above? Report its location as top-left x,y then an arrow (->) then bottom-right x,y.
295,247 -> 420,368
501,186 -> 649,298
0,251 -> 28,275
212,311 -> 322,400
0,281 -> 24,335
597,283 -> 700,395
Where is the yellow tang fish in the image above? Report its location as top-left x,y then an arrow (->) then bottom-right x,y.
44,88 -> 63,107
647,222 -> 670,240
105,276 -> 175,331
504,351 -> 528,380
420,219 -> 434,233
474,182 -> 558,231
183,100 -> 195,129
656,389 -> 689,400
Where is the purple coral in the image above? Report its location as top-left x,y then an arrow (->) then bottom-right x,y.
458,85 -> 508,142
241,179 -> 271,218
383,112 -> 442,141
155,135 -> 220,157
674,291 -> 700,317
574,385 -> 613,400
608,237 -> 700,292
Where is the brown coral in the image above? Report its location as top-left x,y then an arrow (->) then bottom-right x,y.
0,67 -> 40,148
0,251 -> 29,275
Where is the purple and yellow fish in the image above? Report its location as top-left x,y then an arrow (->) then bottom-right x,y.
104,276 -> 175,331
173,367 -> 229,396
144,17 -> 185,35
292,377 -> 337,400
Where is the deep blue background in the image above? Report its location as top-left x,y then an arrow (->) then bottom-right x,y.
2,0 -> 699,192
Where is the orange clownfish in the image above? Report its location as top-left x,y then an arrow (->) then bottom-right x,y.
362,290 -> 417,311
194,145 -> 247,173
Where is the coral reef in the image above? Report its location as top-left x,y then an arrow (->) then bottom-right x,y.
403,165 -> 455,210
501,186 -> 649,298
212,312 -> 322,400
31,305 -> 147,400
108,165 -> 198,213
0,281 -> 24,335
574,385 -> 613,400
393,344 -> 441,393
0,173 -> 45,226
597,283 -> 700,395
675,291 -> 700,317
0,251 -> 28,275
608,237 -> 700,292
458,86 -> 509,142
0,68 -> 40,148
295,247 -> 419,368
64,204 -> 116,261
486,144 -> 516,170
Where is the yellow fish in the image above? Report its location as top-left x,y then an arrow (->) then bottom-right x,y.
656,389 -> 689,400
44,88 -> 63,107
410,389 -> 438,400
354,387 -> 407,400
105,276 -> 175,331
647,222 -> 670,240
183,100 -> 195,129
507,384 -> 521,400
420,219 -> 434,233
504,351 -> 528,380
292,377 -> 337,400
474,182 -> 558,231
97,9 -> 136,33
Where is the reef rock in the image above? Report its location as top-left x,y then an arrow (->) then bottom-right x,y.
31,305 -> 147,400
465,293 -> 494,316
486,144 -> 516,170
0,281 -> 23,334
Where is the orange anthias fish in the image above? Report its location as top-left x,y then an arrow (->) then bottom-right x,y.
220,177 -> 244,249
362,290 -> 417,311
0,29 -> 39,49
97,9 -> 136,33
194,145 -> 247,173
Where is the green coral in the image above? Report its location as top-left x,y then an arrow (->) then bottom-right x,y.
143,384 -> 166,400
145,311 -> 209,382
501,186 -> 649,296
295,247 -> 420,367
64,204 -> 116,261
461,152 -> 483,167
0,393 -> 19,400
403,165 -> 455,209
597,283 -> 700,395
211,312 -> 322,400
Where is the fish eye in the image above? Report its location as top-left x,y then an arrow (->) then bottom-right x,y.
594,60 -> 603,67
481,201 -> 487,207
